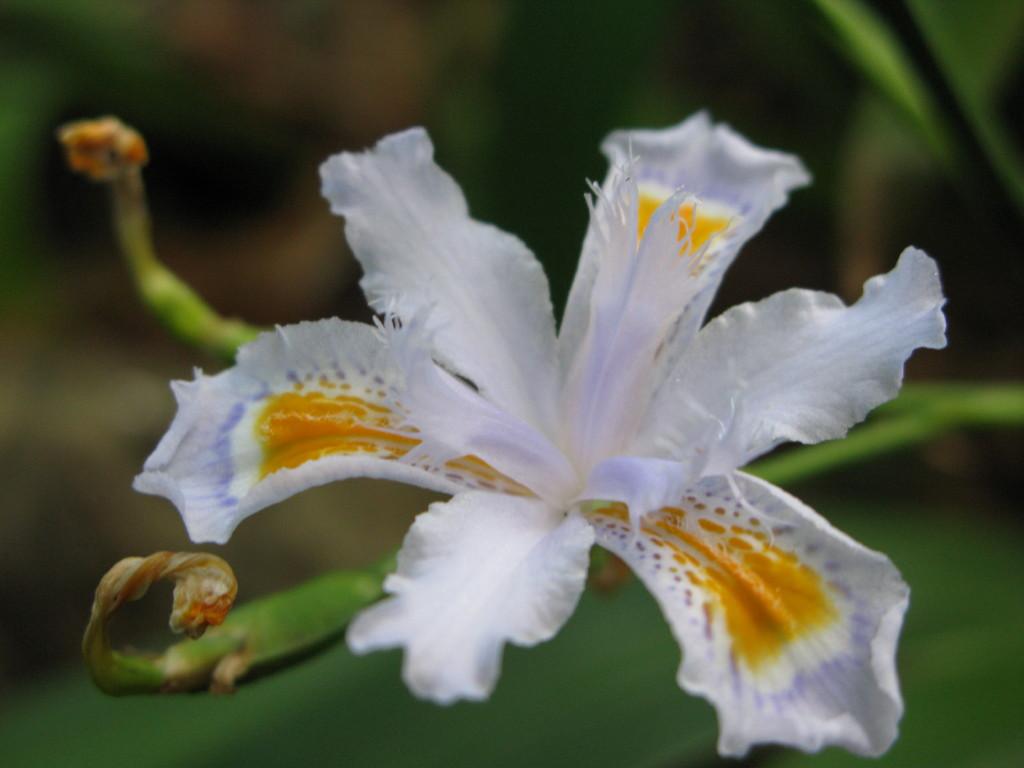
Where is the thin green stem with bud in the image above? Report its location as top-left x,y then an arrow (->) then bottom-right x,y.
111,170 -> 260,361
58,117 -> 261,361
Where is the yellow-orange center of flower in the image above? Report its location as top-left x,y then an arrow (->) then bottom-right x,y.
637,193 -> 730,251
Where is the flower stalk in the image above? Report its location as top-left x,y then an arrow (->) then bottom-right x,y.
749,383 -> 1024,485
58,117 -> 260,362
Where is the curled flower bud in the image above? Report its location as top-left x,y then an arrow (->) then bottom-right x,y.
83,552 -> 237,694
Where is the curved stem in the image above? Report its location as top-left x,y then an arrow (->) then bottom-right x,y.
83,552 -> 237,695
58,117 -> 262,361
84,553 -> 386,695
112,171 -> 260,361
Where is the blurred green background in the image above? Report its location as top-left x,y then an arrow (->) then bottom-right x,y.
1,0 -> 1022,766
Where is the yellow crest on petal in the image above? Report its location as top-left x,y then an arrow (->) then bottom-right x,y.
255,386 -> 530,495
637,191 -> 732,253
257,390 -> 416,477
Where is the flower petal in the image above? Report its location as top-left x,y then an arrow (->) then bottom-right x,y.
560,172 -> 727,470
385,313 -> 579,506
581,456 -> 697,530
636,248 -> 947,472
347,491 -> 594,704
587,472 -> 907,757
134,320 -> 523,543
320,128 -> 560,435
560,111 -> 809,383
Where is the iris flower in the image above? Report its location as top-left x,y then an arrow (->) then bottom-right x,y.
136,113 -> 946,756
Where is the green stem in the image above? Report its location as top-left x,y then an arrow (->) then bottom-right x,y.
111,170 -> 261,362
748,383 -> 1024,485
809,0 -> 955,165
160,567 -> 386,691
90,555 -> 387,695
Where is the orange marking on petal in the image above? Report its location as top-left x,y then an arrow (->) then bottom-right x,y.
637,193 -> 731,252
598,503 -> 630,522
663,505 -> 686,520
257,391 -> 418,478
698,518 -> 726,535
255,390 -> 529,494
651,515 -> 836,670
445,454 -> 533,496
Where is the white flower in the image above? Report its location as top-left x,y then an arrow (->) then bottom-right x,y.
135,112 -> 946,757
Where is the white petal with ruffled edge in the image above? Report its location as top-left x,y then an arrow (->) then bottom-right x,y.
321,128 -> 560,436
561,171 -> 728,471
348,491 -> 594,704
134,320 -> 518,543
636,248 -> 947,471
560,111 -> 809,383
587,471 -> 906,757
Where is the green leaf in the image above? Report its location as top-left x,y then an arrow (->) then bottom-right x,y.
808,0 -> 953,161
905,0 -> 1024,214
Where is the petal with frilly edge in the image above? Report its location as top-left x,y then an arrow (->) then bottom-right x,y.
587,471 -> 906,757
560,170 -> 732,471
134,320 -> 526,544
560,111 -> 809,382
348,491 -> 594,704
321,128 -> 560,437
636,248 -> 946,472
